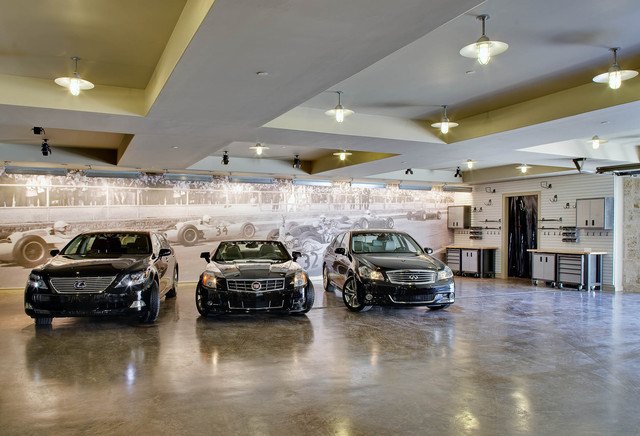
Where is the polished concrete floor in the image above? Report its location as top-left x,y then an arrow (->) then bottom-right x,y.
1,278 -> 640,435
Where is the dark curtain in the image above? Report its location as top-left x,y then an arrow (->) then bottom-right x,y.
507,195 -> 537,278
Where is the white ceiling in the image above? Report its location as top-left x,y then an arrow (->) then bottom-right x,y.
0,0 -> 639,183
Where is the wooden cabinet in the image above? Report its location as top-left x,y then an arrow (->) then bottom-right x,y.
447,206 -> 471,229
576,198 -> 613,229
531,253 -> 556,284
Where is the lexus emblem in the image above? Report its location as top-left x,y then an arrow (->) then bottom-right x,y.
251,281 -> 262,291
74,280 -> 87,290
409,275 -> 419,280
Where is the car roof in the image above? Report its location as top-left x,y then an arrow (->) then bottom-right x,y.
218,240 -> 282,244
76,230 -> 153,236
348,229 -> 408,236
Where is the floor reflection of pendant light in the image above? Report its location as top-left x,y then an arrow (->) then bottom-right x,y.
55,57 -> 94,96
249,143 -> 269,156
590,135 -> 607,149
593,48 -> 638,90
325,91 -> 354,122
333,150 -> 353,161
431,105 -> 459,134
460,15 -> 508,65
516,164 -> 531,173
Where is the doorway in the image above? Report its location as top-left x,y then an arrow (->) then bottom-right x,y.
506,195 -> 538,278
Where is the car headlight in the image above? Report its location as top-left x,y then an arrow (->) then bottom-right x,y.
358,265 -> 384,281
293,271 -> 307,287
437,266 -> 453,281
201,271 -> 217,288
115,270 -> 150,288
27,273 -> 48,290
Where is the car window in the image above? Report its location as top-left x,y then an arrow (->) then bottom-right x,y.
61,233 -> 151,256
351,232 -> 421,254
213,241 -> 291,263
332,233 -> 345,250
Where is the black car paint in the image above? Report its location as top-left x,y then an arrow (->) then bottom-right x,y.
323,230 -> 455,308
24,231 -> 178,323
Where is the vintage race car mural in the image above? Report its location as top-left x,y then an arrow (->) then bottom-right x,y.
351,211 -> 394,229
163,215 -> 256,246
406,210 -> 442,221
0,221 -> 75,268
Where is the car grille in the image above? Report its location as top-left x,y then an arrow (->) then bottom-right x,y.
386,270 -> 436,285
49,276 -> 117,294
226,279 -> 285,292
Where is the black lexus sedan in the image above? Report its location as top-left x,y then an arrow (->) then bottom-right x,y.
195,240 -> 314,315
24,231 -> 178,326
322,230 -> 455,312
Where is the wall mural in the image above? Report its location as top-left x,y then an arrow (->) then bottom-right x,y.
0,170 -> 461,288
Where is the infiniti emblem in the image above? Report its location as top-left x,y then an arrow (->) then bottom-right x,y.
409,275 -> 419,280
74,280 -> 87,290
251,281 -> 262,291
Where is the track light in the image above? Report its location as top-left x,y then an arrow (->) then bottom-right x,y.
405,168 -> 413,175
222,151 -> 229,165
325,91 -> 354,123
593,48 -> 638,89
431,105 -> 459,134
41,139 -> 51,156
333,150 -> 353,161
454,167 -> 462,178
460,15 -> 508,65
516,164 -> 531,173
32,127 -> 45,135
250,143 -> 269,156
54,57 -> 94,96
590,135 -> 607,149
293,155 -> 302,169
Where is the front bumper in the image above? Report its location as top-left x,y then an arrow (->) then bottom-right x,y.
199,284 -> 309,313
359,279 -> 455,307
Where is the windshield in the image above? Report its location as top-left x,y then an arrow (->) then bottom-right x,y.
213,241 -> 291,263
62,233 -> 151,257
351,232 -> 423,254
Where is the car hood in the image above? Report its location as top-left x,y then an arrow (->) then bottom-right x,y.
209,260 -> 300,279
357,253 -> 443,271
36,255 -> 149,277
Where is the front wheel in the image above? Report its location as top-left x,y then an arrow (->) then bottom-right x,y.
241,223 -> 256,238
195,285 -> 210,316
427,304 -> 450,311
13,236 -> 48,268
294,285 -> 315,315
386,217 -> 394,228
178,225 -> 199,246
322,265 -> 334,292
139,282 -> 160,324
342,277 -> 372,312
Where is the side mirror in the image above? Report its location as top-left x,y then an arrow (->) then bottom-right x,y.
200,252 -> 211,263
158,248 -> 173,258
291,251 -> 301,261
335,247 -> 346,256
50,249 -> 60,257
424,247 -> 434,255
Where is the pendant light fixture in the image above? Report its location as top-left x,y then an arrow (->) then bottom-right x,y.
325,91 -> 354,123
55,57 -> 94,96
431,105 -> 459,134
516,164 -> 531,174
592,48 -> 638,89
466,159 -> 476,169
249,143 -> 269,156
460,15 -> 508,65
590,135 -> 607,149
333,150 -> 353,161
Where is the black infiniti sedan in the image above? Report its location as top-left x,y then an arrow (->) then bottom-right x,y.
196,240 -> 314,315
24,231 -> 178,326
322,230 -> 454,312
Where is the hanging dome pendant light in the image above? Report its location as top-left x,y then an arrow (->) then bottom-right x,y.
593,48 -> 638,90
55,57 -> 94,96
431,105 -> 459,134
460,15 -> 508,65
325,91 -> 354,122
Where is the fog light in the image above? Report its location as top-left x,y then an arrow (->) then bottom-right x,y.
207,301 -> 213,306
129,300 -> 146,309
365,293 -> 373,301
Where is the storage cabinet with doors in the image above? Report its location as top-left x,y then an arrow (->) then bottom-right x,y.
447,205 -> 471,229
446,248 -> 461,274
461,249 -> 479,275
531,253 -> 556,286
446,246 -> 496,277
576,197 -> 613,229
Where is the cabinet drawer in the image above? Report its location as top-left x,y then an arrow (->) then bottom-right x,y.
559,272 -> 583,284
558,256 -> 582,265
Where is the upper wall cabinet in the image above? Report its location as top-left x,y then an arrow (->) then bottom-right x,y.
576,198 -> 613,229
448,205 -> 471,229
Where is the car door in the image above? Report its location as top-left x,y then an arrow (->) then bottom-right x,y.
333,233 -> 351,290
324,233 -> 343,280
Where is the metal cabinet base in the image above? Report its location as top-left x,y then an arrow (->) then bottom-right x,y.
447,248 -> 495,278
556,254 -> 604,291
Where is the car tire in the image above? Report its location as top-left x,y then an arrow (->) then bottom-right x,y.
322,265 -> 334,292
422,212 -> 427,220
406,212 -> 413,220
139,281 -> 160,324
436,211 -> 442,220
427,304 -> 450,311
386,217 -> 395,228
342,277 -> 372,312
294,283 -> 315,315
241,223 -> 256,238
35,316 -> 53,326
195,285 -> 210,317
178,225 -> 199,246
166,266 -> 178,298
13,236 -> 48,268
360,218 -> 369,229
266,229 -> 279,240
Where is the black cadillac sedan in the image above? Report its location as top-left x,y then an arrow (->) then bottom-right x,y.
24,231 -> 178,326
323,230 -> 454,312
195,240 -> 314,315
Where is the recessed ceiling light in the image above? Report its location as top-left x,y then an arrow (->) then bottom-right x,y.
172,146 -> 179,149
256,71 -> 269,76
